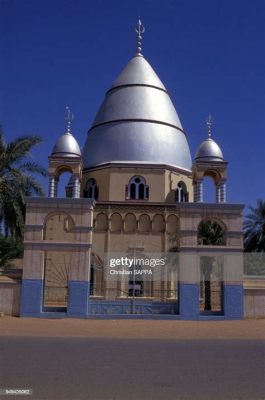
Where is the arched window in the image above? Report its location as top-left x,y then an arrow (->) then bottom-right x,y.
84,178 -> 99,200
127,176 -> 149,200
176,181 -> 188,203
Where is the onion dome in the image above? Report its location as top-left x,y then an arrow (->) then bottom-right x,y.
195,138 -> 224,161
82,20 -> 192,171
195,116 -> 224,162
51,107 -> 81,158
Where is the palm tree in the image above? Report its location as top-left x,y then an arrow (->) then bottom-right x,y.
0,236 -> 23,269
0,128 -> 47,239
244,199 -> 265,252
197,220 -> 225,311
197,220 -> 225,246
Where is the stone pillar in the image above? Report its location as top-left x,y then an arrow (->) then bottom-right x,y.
220,182 -> 226,203
195,180 -> 203,203
193,184 -> 197,202
222,252 -> 243,319
73,176 -> 80,198
48,176 -> 56,198
20,249 -> 45,317
54,178 -> 58,198
216,184 -> 221,203
179,252 -> 200,320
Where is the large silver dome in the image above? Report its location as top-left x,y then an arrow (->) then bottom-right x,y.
195,137 -> 224,162
51,132 -> 81,158
82,55 -> 192,171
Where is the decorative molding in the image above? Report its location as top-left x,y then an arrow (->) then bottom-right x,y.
72,226 -> 93,233
24,241 -> 92,250
95,204 -> 176,214
24,225 -> 43,230
179,246 -> 243,252
25,197 -> 95,209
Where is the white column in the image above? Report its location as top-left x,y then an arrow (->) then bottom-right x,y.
220,182 -> 226,203
48,176 -> 55,198
54,178 -> 58,198
193,184 -> 197,202
195,180 -> 203,203
216,184 -> 221,203
73,176 -> 80,198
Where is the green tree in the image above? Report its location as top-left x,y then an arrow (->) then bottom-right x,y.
0,128 -> 47,239
198,220 -> 225,311
197,220 -> 225,246
244,199 -> 265,252
0,236 -> 23,269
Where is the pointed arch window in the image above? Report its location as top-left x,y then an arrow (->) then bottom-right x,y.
176,181 -> 188,203
84,178 -> 99,200
127,176 -> 149,200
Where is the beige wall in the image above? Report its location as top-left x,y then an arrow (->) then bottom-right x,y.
244,289 -> 265,318
0,281 -> 21,316
23,198 -> 94,284
82,164 -> 193,204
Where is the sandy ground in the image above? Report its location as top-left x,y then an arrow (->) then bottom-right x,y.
0,316 -> 264,339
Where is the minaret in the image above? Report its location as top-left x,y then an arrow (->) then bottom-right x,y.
192,115 -> 228,203
48,107 -> 82,198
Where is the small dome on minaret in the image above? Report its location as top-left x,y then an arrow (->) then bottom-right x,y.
51,107 -> 81,158
195,115 -> 224,162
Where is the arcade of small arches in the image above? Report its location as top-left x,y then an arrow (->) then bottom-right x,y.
94,212 -> 179,234
42,211 -> 226,247
93,213 -> 227,246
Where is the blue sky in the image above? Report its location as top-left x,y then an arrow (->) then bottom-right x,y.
0,0 -> 264,208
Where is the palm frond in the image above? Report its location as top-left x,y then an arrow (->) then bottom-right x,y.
244,199 -> 265,252
19,161 -> 48,177
0,130 -> 46,239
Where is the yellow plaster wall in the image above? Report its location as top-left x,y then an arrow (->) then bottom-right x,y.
82,165 -> 193,204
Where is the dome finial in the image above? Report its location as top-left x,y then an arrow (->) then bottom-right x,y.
206,114 -> 213,138
135,17 -> 145,56
65,106 -> 74,134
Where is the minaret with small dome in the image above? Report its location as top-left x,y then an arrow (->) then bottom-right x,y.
48,107 -> 82,198
193,115 -> 227,203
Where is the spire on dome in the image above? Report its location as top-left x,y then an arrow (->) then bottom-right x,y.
135,18 -> 145,56
50,106 -> 81,158
194,116 -> 224,162
65,106 -> 74,134
206,114 -> 213,138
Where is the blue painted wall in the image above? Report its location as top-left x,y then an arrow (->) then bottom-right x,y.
179,284 -> 200,320
223,284 -> 243,320
19,280 -> 243,320
20,279 -> 43,317
89,300 -> 178,315
67,281 -> 90,317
